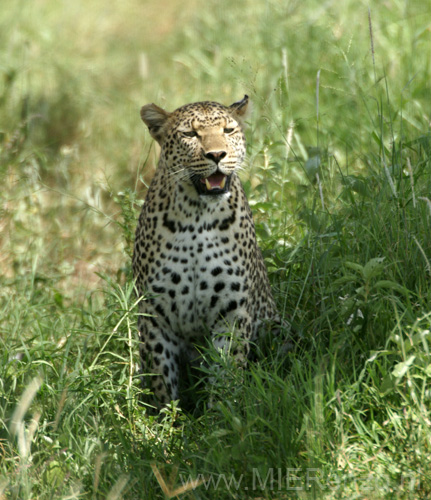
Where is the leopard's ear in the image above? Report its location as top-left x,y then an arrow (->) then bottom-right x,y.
228,95 -> 251,127
140,103 -> 171,145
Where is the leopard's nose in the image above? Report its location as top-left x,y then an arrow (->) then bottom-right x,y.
204,150 -> 227,164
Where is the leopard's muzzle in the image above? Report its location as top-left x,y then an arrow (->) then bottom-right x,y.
192,171 -> 232,196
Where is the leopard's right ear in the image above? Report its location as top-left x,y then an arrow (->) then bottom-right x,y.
140,104 -> 171,145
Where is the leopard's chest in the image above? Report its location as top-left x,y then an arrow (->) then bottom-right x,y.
144,202 -> 251,338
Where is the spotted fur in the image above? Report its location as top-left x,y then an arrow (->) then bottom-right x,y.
133,96 -> 280,407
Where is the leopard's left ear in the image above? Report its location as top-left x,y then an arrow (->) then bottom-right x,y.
228,95 -> 251,127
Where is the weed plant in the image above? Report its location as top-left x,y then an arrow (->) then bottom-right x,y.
1,0 -> 431,498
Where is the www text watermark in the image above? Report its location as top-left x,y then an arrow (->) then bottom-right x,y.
178,468 -> 419,493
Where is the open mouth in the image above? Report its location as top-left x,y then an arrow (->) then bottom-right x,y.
192,172 -> 231,196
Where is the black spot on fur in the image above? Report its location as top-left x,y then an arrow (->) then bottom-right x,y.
163,213 -> 176,233
171,273 -> 181,284
214,282 -> 225,292
226,300 -> 238,312
211,267 -> 223,276
155,343 -> 164,354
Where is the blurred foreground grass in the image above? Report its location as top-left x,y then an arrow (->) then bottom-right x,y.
1,0 -> 431,498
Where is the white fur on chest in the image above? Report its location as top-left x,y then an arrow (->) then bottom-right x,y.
149,191 -> 248,339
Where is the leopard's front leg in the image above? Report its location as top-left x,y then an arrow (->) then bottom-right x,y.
138,317 -> 180,406
212,312 -> 253,361
202,315 -> 252,408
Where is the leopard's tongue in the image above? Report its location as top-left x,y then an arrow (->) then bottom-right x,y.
201,173 -> 227,191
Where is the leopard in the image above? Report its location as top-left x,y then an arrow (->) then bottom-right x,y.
133,95 -> 282,408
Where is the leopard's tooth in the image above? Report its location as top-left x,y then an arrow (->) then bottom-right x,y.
205,178 -> 212,190
220,176 -> 226,189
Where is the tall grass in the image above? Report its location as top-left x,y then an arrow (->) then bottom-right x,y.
1,0 -> 431,498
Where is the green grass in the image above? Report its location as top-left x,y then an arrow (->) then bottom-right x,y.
1,0 -> 431,498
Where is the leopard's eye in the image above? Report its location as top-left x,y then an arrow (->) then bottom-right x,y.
182,131 -> 198,138
224,127 -> 235,134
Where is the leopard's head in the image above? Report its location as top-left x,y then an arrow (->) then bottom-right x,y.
140,96 -> 250,196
